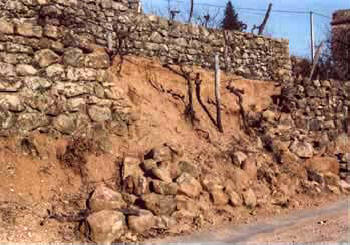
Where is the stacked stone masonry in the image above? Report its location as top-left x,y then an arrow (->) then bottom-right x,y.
279,78 -> 350,140
0,0 -> 140,135
332,9 -> 350,80
0,0 -> 291,134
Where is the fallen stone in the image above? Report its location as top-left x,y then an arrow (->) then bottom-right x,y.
211,189 -> 229,206
231,151 -> 247,167
172,209 -> 196,223
176,173 -> 202,198
241,156 -> 257,179
175,195 -> 196,211
127,209 -> 155,233
121,193 -> 137,205
89,185 -> 126,212
154,215 -> 177,230
146,145 -> 172,162
152,167 -> 172,183
151,180 -> 178,195
178,160 -> 198,178
141,193 -> 176,216
133,176 -> 149,196
142,159 -> 157,172
226,189 -> 242,207
87,210 -> 126,244
201,177 -> 223,192
226,168 -> 250,191
326,185 -> 340,195
290,140 -> 314,158
242,189 -> 257,208
122,156 -> 143,179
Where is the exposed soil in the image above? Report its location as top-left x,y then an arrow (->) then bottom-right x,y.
0,55 -> 347,242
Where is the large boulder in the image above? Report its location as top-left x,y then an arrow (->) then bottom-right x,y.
87,210 -> 126,244
290,140 -> 314,158
122,156 -> 143,179
146,145 -> 172,162
141,193 -> 176,216
151,167 -> 172,183
241,156 -> 257,179
89,185 -> 126,212
176,173 -> 202,198
127,209 -> 156,233
175,195 -> 197,211
151,180 -> 178,195
226,168 -> 250,191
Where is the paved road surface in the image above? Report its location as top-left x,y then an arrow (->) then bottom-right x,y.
148,198 -> 350,244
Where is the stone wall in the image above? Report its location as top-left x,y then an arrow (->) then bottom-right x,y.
0,0 -> 291,135
0,0 -> 138,135
276,78 -> 349,140
1,0 -> 291,81
115,14 -> 291,81
332,9 -> 350,80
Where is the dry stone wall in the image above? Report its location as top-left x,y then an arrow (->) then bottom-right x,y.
332,9 -> 350,80
0,0 -> 138,135
115,14 -> 291,81
276,78 -> 350,140
0,0 -> 291,135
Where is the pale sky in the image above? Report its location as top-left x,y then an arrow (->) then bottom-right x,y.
142,0 -> 350,57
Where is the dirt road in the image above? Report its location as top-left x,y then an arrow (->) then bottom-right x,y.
149,198 -> 350,243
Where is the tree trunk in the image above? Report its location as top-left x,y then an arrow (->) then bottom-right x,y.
258,3 -> 272,35
215,54 -> 224,133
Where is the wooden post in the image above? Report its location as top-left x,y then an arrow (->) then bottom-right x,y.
215,54 -> 224,133
308,41 -> 324,81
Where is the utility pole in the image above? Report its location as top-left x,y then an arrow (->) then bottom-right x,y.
310,11 -> 315,64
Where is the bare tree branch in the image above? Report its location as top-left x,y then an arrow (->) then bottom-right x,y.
251,3 -> 272,35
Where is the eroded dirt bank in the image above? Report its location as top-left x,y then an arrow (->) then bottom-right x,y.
0,56 -> 349,243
